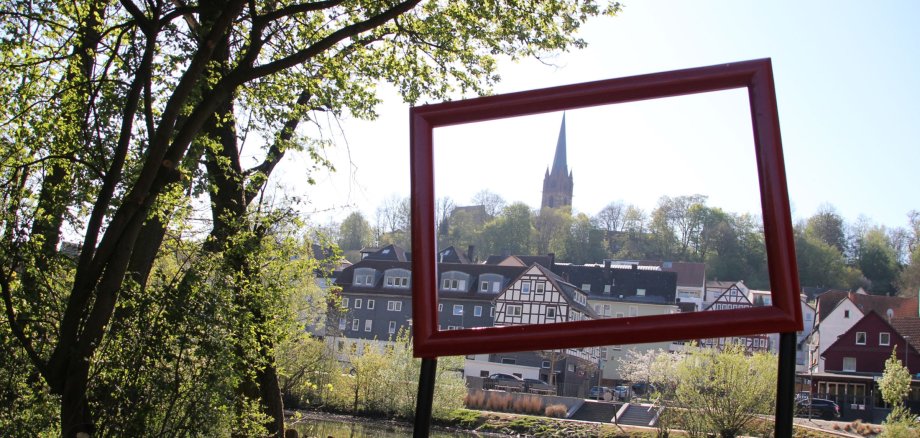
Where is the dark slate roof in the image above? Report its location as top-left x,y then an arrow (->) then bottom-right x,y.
363,244 -> 409,261
335,258 -> 527,301
438,246 -> 470,264
528,263 -> 598,318
551,263 -> 676,304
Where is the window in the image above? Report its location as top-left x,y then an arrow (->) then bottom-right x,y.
338,318 -> 346,330
387,300 -> 402,312
354,298 -> 362,309
856,332 -> 867,345
441,271 -> 470,291
474,306 -> 482,317
575,293 -> 586,305
364,320 -> 372,332
843,357 -> 857,372
567,364 -> 575,372
342,297 -> 349,308
384,269 -> 411,288
507,305 -> 522,317
388,321 -> 396,334
521,281 -> 531,294
581,283 -> 591,292
542,361 -> 550,368
636,288 -> 646,296
453,304 -> 464,316
367,299 -> 375,310
535,282 -> 545,293
880,332 -> 891,346
438,303 -> 443,312
594,304 -> 601,313
479,370 -> 490,378
844,310 -> 850,318
501,358 -> 516,365
629,305 -> 638,317
612,345 -> 621,351
481,281 -> 489,292
490,307 -> 495,317
354,268 -> 375,286
480,274 -> 503,293
601,347 -> 608,360
546,307 -> 556,318
604,285 -> 611,294
352,319 -> 359,331
615,312 -> 624,318
603,304 -> 611,316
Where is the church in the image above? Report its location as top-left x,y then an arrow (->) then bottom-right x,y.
541,114 -> 573,212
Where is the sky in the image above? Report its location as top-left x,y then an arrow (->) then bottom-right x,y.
269,1 -> 920,231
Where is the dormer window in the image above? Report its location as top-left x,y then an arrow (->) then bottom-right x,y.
354,268 -> 375,286
479,274 -> 504,293
441,271 -> 469,291
384,268 -> 410,288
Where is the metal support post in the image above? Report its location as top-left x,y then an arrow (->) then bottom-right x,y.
413,357 -> 438,438
775,332 -> 797,437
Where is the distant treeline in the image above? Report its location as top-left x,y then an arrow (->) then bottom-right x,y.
332,192 -> 920,296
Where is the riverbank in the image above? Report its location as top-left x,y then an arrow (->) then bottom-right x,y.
290,408 -> 840,437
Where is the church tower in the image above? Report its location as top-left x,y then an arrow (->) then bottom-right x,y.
541,114 -> 573,211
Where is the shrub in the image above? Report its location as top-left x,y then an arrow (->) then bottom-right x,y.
545,404 -> 567,418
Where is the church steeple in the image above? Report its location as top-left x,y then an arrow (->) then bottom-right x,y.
550,113 -> 568,177
541,114 -> 573,211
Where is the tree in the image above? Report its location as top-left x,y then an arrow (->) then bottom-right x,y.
338,211 -> 373,251
533,206 -> 571,256
897,247 -> 920,297
482,202 -> 535,256
0,0 -> 621,434
878,347 -> 915,437
857,227 -> 900,295
805,204 -> 847,254
472,190 -> 506,219
672,345 -> 776,438
565,213 -> 605,264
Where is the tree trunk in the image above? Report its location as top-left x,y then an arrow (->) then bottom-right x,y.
60,358 -> 93,437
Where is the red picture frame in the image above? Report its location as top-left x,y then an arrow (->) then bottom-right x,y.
409,58 -> 803,358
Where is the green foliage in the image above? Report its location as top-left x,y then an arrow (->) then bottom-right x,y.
879,347 -> 912,407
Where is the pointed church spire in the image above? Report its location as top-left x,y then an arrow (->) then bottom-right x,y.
550,113 -> 568,176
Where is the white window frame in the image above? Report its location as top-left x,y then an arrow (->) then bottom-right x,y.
367,299 -> 375,310
507,305 -> 522,317
453,304 -> 463,316
342,297 -> 349,308
474,306 -> 482,317
856,332 -> 867,345
388,321 -> 396,334
352,319 -> 359,331
338,318 -> 346,330
535,282 -> 545,293
521,281 -> 531,294
438,303 -> 443,312
355,298 -> 362,309
481,281 -> 489,292
490,307 -> 495,317
629,305 -> 639,317
636,288 -> 646,296
546,307 -> 556,318
364,319 -> 372,332
541,361 -> 550,368
880,332 -> 891,346
387,300 -> 402,312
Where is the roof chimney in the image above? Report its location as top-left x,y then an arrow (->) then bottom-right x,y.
467,245 -> 475,263
548,253 -> 555,267
604,260 -> 611,270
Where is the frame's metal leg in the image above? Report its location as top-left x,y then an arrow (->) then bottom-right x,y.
775,332 -> 797,437
414,357 -> 438,438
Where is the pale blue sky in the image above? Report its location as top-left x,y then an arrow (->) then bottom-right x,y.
275,1 -> 920,230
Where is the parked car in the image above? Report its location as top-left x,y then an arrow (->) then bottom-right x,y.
613,385 -> 630,399
485,373 -> 524,391
588,386 -> 613,401
795,398 -> 841,420
631,382 -> 656,396
523,378 -> 555,394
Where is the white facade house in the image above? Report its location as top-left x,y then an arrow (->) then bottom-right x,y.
808,297 -> 863,373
